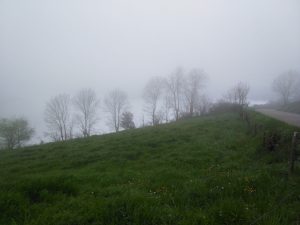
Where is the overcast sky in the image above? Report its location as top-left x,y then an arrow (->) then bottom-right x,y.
1,0 -> 300,141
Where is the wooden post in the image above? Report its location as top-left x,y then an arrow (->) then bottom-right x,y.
253,123 -> 257,136
289,132 -> 298,175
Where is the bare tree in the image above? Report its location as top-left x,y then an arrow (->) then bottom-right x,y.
162,93 -> 172,123
224,82 -> 250,107
73,88 -> 100,137
0,118 -> 34,149
195,95 -> 212,116
139,113 -> 146,128
234,82 -> 250,106
45,94 -> 72,141
104,89 -> 128,132
223,88 -> 238,104
165,68 -> 185,121
183,69 -> 206,116
143,77 -> 164,125
272,70 -> 300,105
154,110 -> 164,125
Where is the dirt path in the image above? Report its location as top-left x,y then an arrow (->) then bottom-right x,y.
256,109 -> 300,128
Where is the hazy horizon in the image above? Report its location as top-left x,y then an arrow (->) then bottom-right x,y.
1,0 -> 300,142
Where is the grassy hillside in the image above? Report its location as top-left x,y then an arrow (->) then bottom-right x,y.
0,113 -> 299,225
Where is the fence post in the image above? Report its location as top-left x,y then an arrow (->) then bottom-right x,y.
289,132 -> 298,175
253,123 -> 257,136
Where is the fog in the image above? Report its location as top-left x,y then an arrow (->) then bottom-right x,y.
1,0 -> 300,142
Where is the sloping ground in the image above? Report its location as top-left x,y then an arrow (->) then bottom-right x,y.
256,109 -> 300,128
0,113 -> 299,225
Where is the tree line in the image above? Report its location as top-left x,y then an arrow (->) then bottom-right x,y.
0,66 -> 255,149
1,68 -> 299,149
44,67 -> 209,141
44,88 -> 133,141
143,67 -> 209,125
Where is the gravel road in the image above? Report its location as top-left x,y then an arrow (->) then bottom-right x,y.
256,109 -> 300,128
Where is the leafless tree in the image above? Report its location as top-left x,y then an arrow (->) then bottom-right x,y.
224,82 -> 250,106
195,95 -> 212,115
139,113 -> 146,128
272,70 -> 300,105
104,89 -> 128,132
165,68 -> 185,121
143,77 -> 164,125
234,82 -> 250,106
223,88 -> 238,104
162,94 -> 172,123
45,94 -> 72,141
0,118 -> 34,149
154,110 -> 164,125
73,88 -> 100,137
183,69 -> 206,116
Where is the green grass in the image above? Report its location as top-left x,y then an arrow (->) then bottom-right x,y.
0,112 -> 299,225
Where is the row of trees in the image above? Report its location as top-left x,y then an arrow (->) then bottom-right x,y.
0,78 -> 250,149
44,88 -> 135,141
1,68 -> 297,148
44,67 -> 210,141
218,70 -> 300,109
45,89 -> 102,141
143,67 -> 209,125
43,67 -> 252,142
223,82 -> 250,106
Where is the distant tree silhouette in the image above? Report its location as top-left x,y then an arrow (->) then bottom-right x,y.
165,67 -> 185,121
73,88 -> 100,137
104,89 -> 129,132
120,111 -> 135,130
183,69 -> 207,116
224,82 -> 250,107
143,77 -> 164,125
0,118 -> 34,149
272,70 -> 300,105
45,94 -> 72,141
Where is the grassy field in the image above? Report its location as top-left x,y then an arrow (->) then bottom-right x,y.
0,112 -> 299,225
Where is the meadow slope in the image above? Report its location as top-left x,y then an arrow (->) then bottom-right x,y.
0,113 -> 299,225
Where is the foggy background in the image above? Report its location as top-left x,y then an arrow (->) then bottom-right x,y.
1,0 -> 300,142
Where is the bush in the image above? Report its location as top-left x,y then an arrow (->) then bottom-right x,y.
210,102 -> 242,114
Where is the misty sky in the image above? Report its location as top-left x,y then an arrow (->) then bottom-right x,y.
1,0 -> 300,141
